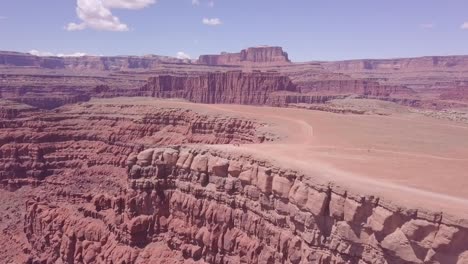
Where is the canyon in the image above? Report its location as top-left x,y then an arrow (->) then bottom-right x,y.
1,46 -> 468,264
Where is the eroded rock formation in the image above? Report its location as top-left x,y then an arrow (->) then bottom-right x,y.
0,51 -> 188,70
323,56 -> 468,71
0,101 -> 268,185
297,80 -> 415,97
24,146 -> 468,263
0,100 -> 273,263
1,45 -> 468,264
140,71 -> 298,105
198,46 -> 291,66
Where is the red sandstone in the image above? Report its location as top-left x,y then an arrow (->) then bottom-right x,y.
1,46 -> 468,264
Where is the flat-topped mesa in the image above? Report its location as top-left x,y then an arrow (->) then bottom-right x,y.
0,51 -> 188,70
323,55 -> 468,71
140,71 -> 298,105
198,46 -> 291,66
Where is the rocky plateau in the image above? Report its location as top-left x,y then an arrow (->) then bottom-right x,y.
1,46 -> 468,264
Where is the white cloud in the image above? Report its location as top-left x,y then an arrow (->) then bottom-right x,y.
192,0 -> 200,6
29,50 -> 55,57
102,0 -> 156,9
29,50 -> 88,57
176,51 -> 191,60
66,22 -> 87,31
208,1 -> 214,7
67,0 -> 156,32
57,52 -> 88,57
202,17 -> 222,26
420,23 -> 434,29
461,22 -> 468,30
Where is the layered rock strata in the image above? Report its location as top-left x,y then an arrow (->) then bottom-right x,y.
140,71 -> 298,105
24,146 -> 468,264
0,101 -> 270,263
0,102 -> 268,184
323,56 -> 468,71
298,80 -> 415,97
0,51 -> 188,70
198,46 -> 290,66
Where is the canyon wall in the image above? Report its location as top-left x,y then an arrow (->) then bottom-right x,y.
440,87 -> 468,102
297,79 -> 415,97
1,99 -> 468,263
0,101 -> 268,184
0,70 -> 415,110
140,71 -> 298,105
0,51 -> 188,71
140,72 -> 414,106
323,56 -> 468,71
0,99 -> 271,263
24,146 -> 468,263
198,47 -> 290,66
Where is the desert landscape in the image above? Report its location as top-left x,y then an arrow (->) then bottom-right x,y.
1,44 -> 468,264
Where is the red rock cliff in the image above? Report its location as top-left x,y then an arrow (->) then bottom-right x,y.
323,55 -> 468,71
299,79 -> 416,97
198,46 -> 290,66
23,145 -> 468,264
0,51 -> 187,70
140,71 -> 298,105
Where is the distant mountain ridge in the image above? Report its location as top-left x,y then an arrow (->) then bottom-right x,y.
198,46 -> 291,66
0,51 -> 189,71
3,47 -> 468,71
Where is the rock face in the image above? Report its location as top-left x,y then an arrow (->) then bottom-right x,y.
24,146 -> 468,264
140,71 -> 298,105
440,86 -> 468,102
324,55 -> 468,71
0,100 -> 270,263
1,98 -> 468,263
0,69 -> 415,110
0,101 -> 268,184
298,79 -> 415,97
0,51 -> 188,70
198,46 -> 291,66
10,93 -> 91,110
139,72 -> 415,107
0,46 -> 446,112
2,46 -> 468,263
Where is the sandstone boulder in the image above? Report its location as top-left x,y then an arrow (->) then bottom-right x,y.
272,175 -> 293,199
137,149 -> 154,166
381,228 -> 422,263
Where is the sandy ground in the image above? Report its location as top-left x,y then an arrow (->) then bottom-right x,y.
90,98 -> 468,217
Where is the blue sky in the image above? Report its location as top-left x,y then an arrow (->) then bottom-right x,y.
1,0 -> 468,61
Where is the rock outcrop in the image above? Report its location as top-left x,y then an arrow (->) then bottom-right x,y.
0,101 -> 269,184
323,55 -> 468,71
0,51 -> 188,70
198,46 -> 291,66
440,86 -> 468,102
140,71 -> 298,105
24,146 -> 468,264
298,79 -> 415,97
1,98 -> 467,263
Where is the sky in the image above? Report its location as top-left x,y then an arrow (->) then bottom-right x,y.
1,0 -> 468,61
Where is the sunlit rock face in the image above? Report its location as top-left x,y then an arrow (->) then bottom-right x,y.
24,146 -> 468,264
198,46 -> 291,66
